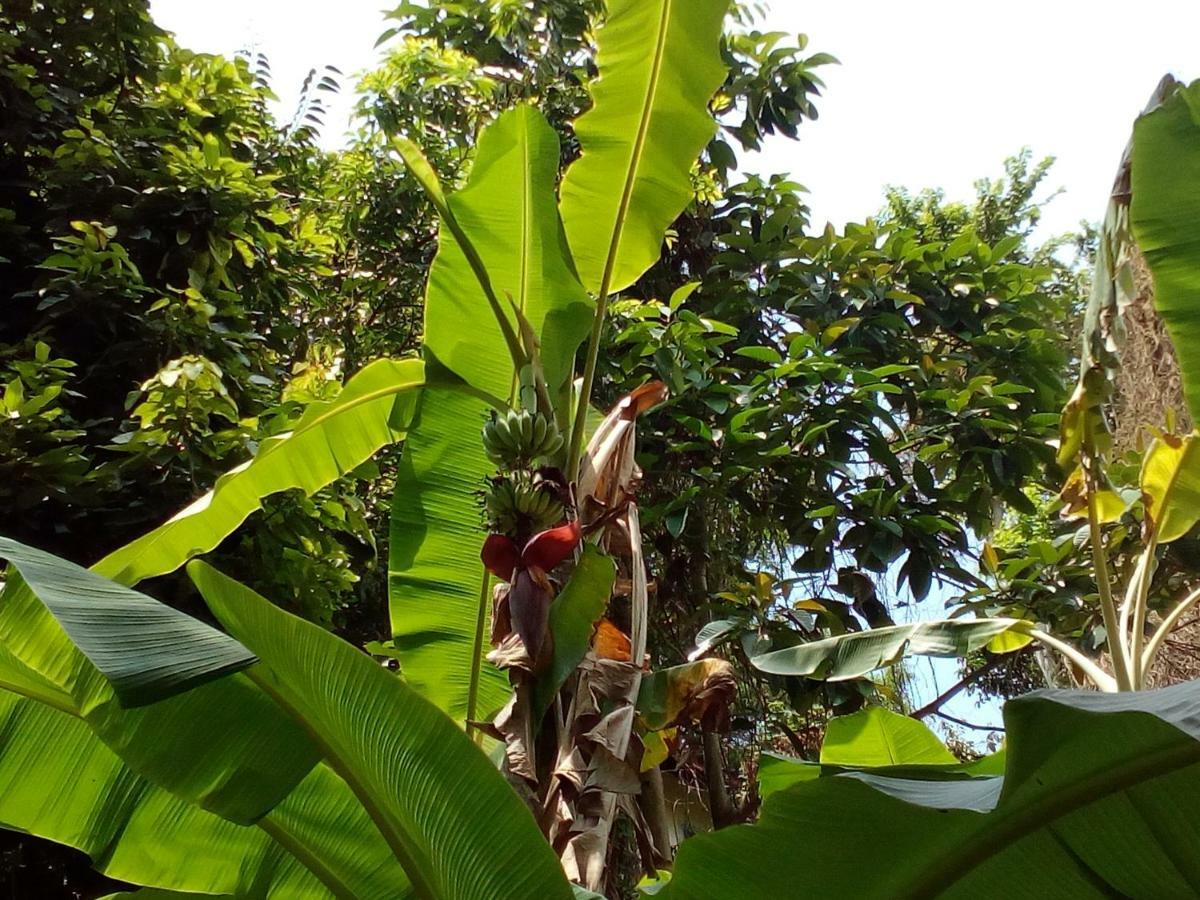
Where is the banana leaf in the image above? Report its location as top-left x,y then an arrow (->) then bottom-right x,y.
1140,432 -> 1200,542
0,688 -> 408,899
0,537 -> 317,823
418,104 -> 591,400
0,535 -> 253,706
662,682 -> 1200,898
92,357 -> 424,586
388,389 -> 511,724
190,561 -> 574,900
1131,78 -> 1200,421
749,618 -> 1032,680
559,0 -> 730,295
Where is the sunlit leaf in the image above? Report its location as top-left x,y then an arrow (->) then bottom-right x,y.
93,358 -> 424,586
191,561 -> 573,900
560,0 -> 730,295
1140,432 -> 1200,542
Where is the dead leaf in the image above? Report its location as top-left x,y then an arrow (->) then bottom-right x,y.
593,618 -> 632,661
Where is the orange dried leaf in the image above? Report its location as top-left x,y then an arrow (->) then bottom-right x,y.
593,618 -> 632,661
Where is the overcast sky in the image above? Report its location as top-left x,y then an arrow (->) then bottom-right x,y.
153,0 -> 1200,236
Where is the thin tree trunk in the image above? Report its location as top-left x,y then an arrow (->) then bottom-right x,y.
701,727 -> 735,829
638,766 -> 672,861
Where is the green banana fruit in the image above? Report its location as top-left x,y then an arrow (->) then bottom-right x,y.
483,474 -> 566,534
481,408 -> 564,467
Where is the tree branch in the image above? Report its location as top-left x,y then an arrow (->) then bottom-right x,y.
910,652 -> 1010,720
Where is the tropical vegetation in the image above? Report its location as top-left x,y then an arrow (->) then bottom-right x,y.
2,1 -> 1200,898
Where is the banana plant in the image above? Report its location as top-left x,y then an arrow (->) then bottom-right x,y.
0,0 -> 731,894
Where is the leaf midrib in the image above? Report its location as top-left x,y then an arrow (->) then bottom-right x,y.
899,725 -> 1200,898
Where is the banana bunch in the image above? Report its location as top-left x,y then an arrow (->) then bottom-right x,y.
481,408 -> 563,466
484,474 -> 565,534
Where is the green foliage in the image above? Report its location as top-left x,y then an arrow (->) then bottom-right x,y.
1132,78 -> 1200,422
661,683 -> 1200,898
192,562 -> 573,900
0,0 -> 387,628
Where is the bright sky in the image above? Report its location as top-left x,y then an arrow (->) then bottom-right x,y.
153,0 -> 1200,235
149,0 -> 1198,738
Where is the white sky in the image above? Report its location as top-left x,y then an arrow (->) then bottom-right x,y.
149,0 -> 1198,736
153,0 -> 1200,235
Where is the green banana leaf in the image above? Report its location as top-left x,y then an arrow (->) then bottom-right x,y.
756,708 -> 1005,801
661,683 -> 1200,898
92,357 -> 424,586
532,543 -> 617,719
0,539 -> 318,823
0,535 -> 254,706
1131,78 -> 1200,421
0,689 -> 408,899
749,618 -> 1031,680
190,561 -> 574,900
388,389 -> 511,724
559,0 -> 729,295
1141,432 -> 1200,542
390,106 -> 592,724
820,706 -> 958,767
419,104 -> 591,400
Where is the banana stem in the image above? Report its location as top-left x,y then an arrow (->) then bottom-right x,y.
1127,536 -> 1157,689
1140,585 -> 1200,682
1011,621 -> 1119,692
567,288 -> 611,481
1087,484 -> 1133,691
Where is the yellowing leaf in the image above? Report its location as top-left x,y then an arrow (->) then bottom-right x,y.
1140,432 -> 1200,542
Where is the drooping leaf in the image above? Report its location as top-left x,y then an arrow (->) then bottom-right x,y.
637,659 -> 736,731
420,105 -> 591,400
559,0 -> 730,295
388,389 -> 510,724
190,561 -> 574,900
662,683 -> 1200,898
532,544 -> 617,719
92,357 -> 424,586
820,707 -> 958,767
1140,432 -> 1200,542
0,688 -> 409,899
0,535 -> 253,706
749,618 -> 1032,680
0,542 -> 318,823
1131,78 -> 1200,421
